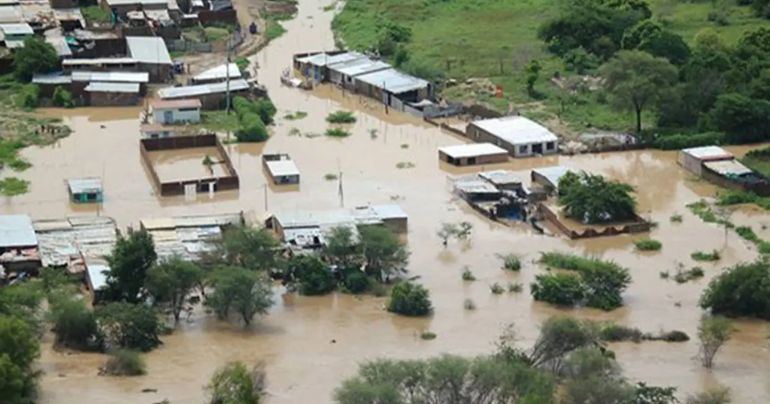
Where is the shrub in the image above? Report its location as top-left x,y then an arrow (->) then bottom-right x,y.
670,214 -> 683,223
691,250 -> 720,262
530,273 -> 586,306
341,270 -> 370,294
490,282 -> 505,294
255,98 -> 276,125
94,302 -> 161,352
235,113 -> 268,142
735,226 -> 759,243
673,267 -> 704,284
700,260 -> 770,319
538,252 -> 630,310
634,239 -> 662,251
501,254 -> 521,271
291,256 -> 336,296
463,298 -> 476,310
16,84 -> 39,109
420,331 -> 436,340
659,330 -> 690,342
508,282 -> 523,293
759,241 -> 770,254
52,86 -> 74,108
49,298 -> 100,351
325,128 -> 351,138
599,323 -> 643,342
0,177 -> 30,196
387,282 -> 432,317
207,362 -> 266,403
652,132 -> 726,150
461,268 -> 476,281
233,96 -> 257,117
101,350 -> 146,376
326,110 -> 356,124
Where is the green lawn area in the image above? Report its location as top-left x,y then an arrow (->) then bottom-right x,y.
334,0 -> 767,134
200,110 -> 240,133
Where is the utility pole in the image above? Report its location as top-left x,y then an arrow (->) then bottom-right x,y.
225,35 -> 232,115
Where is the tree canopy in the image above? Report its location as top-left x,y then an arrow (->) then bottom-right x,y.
700,259 -> 770,320
359,225 -> 409,280
145,257 -> 204,323
386,282 -> 432,317
105,229 -> 157,303
212,226 -> 281,272
94,302 -> 162,352
558,171 -> 637,224
205,267 -> 274,327
13,37 -> 59,81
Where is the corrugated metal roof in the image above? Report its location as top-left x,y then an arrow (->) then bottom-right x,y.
126,36 -> 172,65
0,215 -> 37,247
72,71 -> 149,83
86,263 -> 108,290
0,6 -> 23,24
63,57 -> 137,66
329,57 -> 390,77
360,204 -> 407,220
704,160 -> 753,177
682,146 -> 733,161
192,63 -> 241,82
355,68 -> 430,94
32,72 -> 72,85
470,116 -> 558,146
157,79 -> 249,98
0,22 -> 31,35
45,36 -> 72,57
453,180 -> 500,194
85,81 -> 140,93
34,216 -> 117,268
478,170 -> 521,186
438,143 -> 508,159
297,51 -> 365,67
67,177 -> 102,194
140,212 -> 242,260
150,98 -> 201,110
266,160 -> 299,177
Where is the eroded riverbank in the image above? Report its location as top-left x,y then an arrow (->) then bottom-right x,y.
5,0 -> 768,402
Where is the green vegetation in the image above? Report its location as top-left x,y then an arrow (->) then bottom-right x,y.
489,282 -> 505,295
81,5 -> 110,24
419,330 -> 437,340
670,213 -> 683,223
535,252 -> 631,310
387,282 -> 432,317
205,267 -> 274,327
500,253 -> 522,271
201,110 -> 241,132
674,266 -> 705,284
700,259 -> 770,320
697,315 -> 734,368
691,249 -> 721,262
558,172 -> 637,224
323,173 -> 338,181
634,238 -> 662,251
52,86 -> 74,108
101,350 -> 146,376
49,297 -> 100,351
0,177 -> 29,196
741,146 -> 770,178
326,110 -> 357,124
105,229 -> 157,303
265,18 -> 287,41
94,302 -> 161,352
686,200 -> 733,226
229,96 -> 277,142
235,56 -> 249,72
13,37 -> 58,81
325,128 -> 351,138
598,323 -> 689,343
206,362 -> 266,404
461,267 -> 475,281
16,83 -> 39,109
735,225 -> 760,242
284,111 -> 308,120
436,222 -> 473,246
204,26 -> 231,42
717,189 -> 770,210
0,314 -> 39,402
289,256 -> 336,296
687,388 -> 731,404
145,257 -> 204,324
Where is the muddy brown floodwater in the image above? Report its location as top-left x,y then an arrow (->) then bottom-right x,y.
1,0 -> 767,402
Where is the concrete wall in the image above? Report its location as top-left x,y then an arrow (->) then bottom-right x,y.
153,107 -> 200,124
88,91 -> 140,106
438,150 -> 508,166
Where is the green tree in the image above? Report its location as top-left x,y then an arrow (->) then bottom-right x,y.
105,228 -> 157,303
206,267 -> 274,327
599,50 -> 678,133
700,260 -> 770,320
359,225 -> 409,280
697,315 -> 734,368
235,113 -> 268,142
287,256 -> 336,296
48,298 -> 100,351
529,316 -> 599,372
101,350 -> 146,376
525,59 -> 542,96
323,226 -> 358,267
145,257 -> 204,324
94,302 -> 161,352
558,171 -> 637,224
51,86 -> 74,107
708,93 -> 770,143
0,315 -> 39,403
530,273 -> 586,306
386,282 -> 431,317
213,226 -> 281,272
0,353 -> 33,404
13,37 -> 59,81
206,362 -> 266,404
686,388 -> 731,404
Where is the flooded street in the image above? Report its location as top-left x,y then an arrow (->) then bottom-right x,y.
3,0 -> 768,402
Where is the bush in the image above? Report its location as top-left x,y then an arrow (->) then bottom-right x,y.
538,252 -> 630,310
233,96 -> 257,117
325,128 -> 351,138
235,113 -> 268,142
634,239 -> 662,251
291,256 -> 336,296
463,298 -> 476,310
691,250 -> 720,261
49,298 -> 100,351
342,270 -> 370,294
387,282 -> 432,317
735,226 -> 759,243
490,282 -> 505,294
420,331 -> 436,340
461,268 -> 476,281
700,260 -> 770,319
15,84 -> 39,109
52,86 -> 74,108
652,132 -> 726,150
255,98 -> 277,125
558,172 -> 637,224
326,110 -> 356,124
531,273 -> 586,306
508,282 -> 523,293
660,330 -> 690,342
94,302 -> 161,352
501,254 -> 521,271
13,37 -> 58,81
101,350 -> 146,376
599,323 -> 643,342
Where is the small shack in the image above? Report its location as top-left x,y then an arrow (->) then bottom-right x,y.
67,177 -> 103,203
438,143 -> 508,166
263,153 -> 300,185
328,57 -> 389,88
150,98 -> 201,124
191,63 -> 241,84
126,36 -> 172,82
0,214 -> 41,274
466,116 -> 558,158
85,262 -> 109,302
353,68 -> 432,106
157,79 -> 250,109
678,146 -> 734,176
478,170 -> 522,191
294,51 -> 365,81
531,166 -> 573,193
85,81 -> 140,106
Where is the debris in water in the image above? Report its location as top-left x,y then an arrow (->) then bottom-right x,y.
396,162 -> 415,169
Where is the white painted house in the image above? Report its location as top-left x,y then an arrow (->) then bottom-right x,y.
466,116 -> 558,158
150,98 -> 201,124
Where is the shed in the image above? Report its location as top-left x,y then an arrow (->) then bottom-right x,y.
263,153 -> 299,185
150,98 -> 201,124
678,146 -> 734,176
85,262 -> 109,301
467,116 -> 558,157
294,51 -> 365,81
67,177 -> 103,203
438,143 -> 508,166
531,166 -> 572,192
84,81 -> 140,106
327,57 -> 389,87
191,63 -> 241,84
126,36 -> 172,82
62,57 -> 138,72
140,123 -> 181,138
46,35 -> 73,58
354,68 -> 432,105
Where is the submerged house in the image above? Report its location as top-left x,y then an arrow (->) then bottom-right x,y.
293,51 -> 365,81
353,68 -> 432,107
328,57 -> 389,88
157,79 -> 250,109
85,81 -> 140,106
452,171 -> 528,221
140,212 -> 244,260
438,143 -> 508,166
67,177 -> 103,203
531,166 -> 573,194
466,116 -> 558,158
262,153 -> 300,185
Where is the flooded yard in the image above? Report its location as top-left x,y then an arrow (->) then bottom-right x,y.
2,0 -> 768,403
146,147 -> 229,182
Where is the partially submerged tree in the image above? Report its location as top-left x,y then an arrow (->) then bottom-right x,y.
206,362 -> 266,404
386,282 -> 432,317
48,297 -> 100,351
686,387 -> 731,404
94,302 -> 161,352
436,222 -> 473,247
558,171 -> 637,224
287,255 -> 336,296
359,225 -> 408,280
529,316 -> 600,373
599,50 -> 678,133
205,267 -> 274,327
105,228 -> 157,303
700,260 -> 770,320
145,257 -> 204,324
323,226 -> 358,268
212,226 -> 281,272
697,315 -> 734,369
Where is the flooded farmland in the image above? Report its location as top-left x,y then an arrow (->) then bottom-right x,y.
2,0 -> 768,403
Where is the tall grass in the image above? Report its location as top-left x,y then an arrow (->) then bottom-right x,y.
539,251 -> 623,273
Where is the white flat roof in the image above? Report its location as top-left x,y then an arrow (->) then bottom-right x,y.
532,166 -> 572,188
63,57 -> 137,66
0,215 -> 37,247
478,170 -> 521,186
454,180 -> 500,194
105,0 -> 168,6
85,81 -> 140,93
126,36 -> 171,65
355,68 -> 430,94
32,72 -> 72,85
0,22 -> 31,35
704,160 -> 753,177
193,63 -> 241,82
471,116 -> 557,146
438,143 -> 507,159
682,145 -> 733,161
46,36 -> 72,57
266,160 -> 299,177
72,71 -> 149,83
297,51 -> 365,67
67,177 -> 102,194
330,58 -> 390,77
157,79 -> 249,98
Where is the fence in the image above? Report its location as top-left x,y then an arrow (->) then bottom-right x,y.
537,203 -> 651,240
140,134 -> 240,196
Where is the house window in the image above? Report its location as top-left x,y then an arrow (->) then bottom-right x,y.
546,141 -> 555,150
519,145 -> 529,154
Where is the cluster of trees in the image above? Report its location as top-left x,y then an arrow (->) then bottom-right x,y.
233,96 -> 276,142
557,171 -> 637,224
700,259 -> 770,320
0,280 -> 43,403
531,252 -> 631,310
334,316 -> 729,404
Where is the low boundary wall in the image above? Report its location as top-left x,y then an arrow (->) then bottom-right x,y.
537,203 -> 651,239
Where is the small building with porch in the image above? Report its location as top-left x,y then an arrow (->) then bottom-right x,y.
353,68 -> 432,107
67,177 -> 103,203
466,116 -> 558,158
438,143 -> 508,166
150,98 -> 201,124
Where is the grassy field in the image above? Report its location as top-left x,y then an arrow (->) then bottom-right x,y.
741,146 -> 770,178
334,0 -> 767,134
